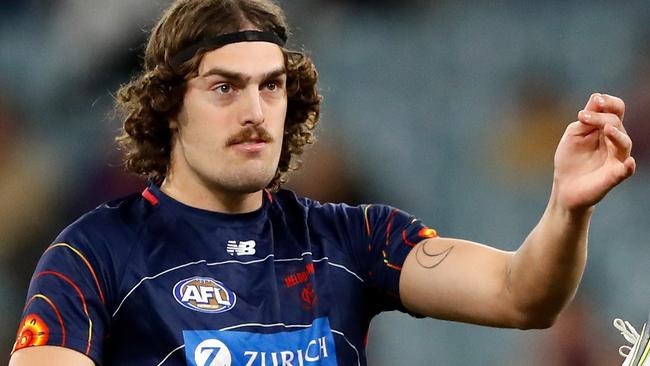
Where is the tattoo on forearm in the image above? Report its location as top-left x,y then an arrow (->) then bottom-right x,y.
415,241 -> 454,269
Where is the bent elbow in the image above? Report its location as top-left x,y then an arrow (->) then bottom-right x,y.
508,294 -> 567,330
515,311 -> 559,330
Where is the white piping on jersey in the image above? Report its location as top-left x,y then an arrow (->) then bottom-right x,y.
273,251 -> 312,262
275,252 -> 365,283
112,254 -> 274,317
155,344 -> 185,366
114,253 -> 365,318
332,329 -> 362,366
155,323 -> 361,366
313,257 -> 365,283
220,321 -> 314,331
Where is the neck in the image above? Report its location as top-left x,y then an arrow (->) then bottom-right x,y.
160,173 -> 264,214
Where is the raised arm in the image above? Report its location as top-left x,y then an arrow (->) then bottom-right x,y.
400,93 -> 635,329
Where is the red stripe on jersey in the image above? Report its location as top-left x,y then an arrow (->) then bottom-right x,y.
381,250 -> 403,271
45,243 -> 106,304
141,188 -> 159,206
384,209 -> 398,245
35,271 -> 93,354
402,230 -> 418,247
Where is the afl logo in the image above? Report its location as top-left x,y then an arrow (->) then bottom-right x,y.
173,277 -> 236,313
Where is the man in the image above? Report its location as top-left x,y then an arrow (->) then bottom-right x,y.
9,0 -> 636,365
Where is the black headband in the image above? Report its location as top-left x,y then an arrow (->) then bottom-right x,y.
169,30 -> 286,68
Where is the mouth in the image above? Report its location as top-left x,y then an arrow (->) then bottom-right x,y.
226,127 -> 274,154
229,138 -> 268,153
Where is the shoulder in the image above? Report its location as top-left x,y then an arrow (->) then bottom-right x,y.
55,191 -> 156,253
271,189 -> 369,217
271,189 -> 402,228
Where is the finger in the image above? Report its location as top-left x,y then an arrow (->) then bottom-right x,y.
583,92 -> 604,112
610,156 -> 636,184
625,156 -> 636,177
578,110 -> 625,132
600,94 -> 625,121
566,120 -> 597,136
605,124 -> 633,160
583,93 -> 626,121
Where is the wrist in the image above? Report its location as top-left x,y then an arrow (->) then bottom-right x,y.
548,184 -> 594,224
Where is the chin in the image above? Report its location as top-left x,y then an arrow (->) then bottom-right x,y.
223,170 -> 276,194
203,158 -> 279,194
232,180 -> 271,194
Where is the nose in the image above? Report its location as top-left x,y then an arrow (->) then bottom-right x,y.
240,89 -> 265,126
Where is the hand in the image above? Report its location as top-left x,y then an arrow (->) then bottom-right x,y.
552,93 -> 635,212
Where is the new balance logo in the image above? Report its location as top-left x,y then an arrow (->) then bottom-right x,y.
226,240 -> 256,256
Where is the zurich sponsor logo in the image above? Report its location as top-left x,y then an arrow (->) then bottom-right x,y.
173,277 -> 236,314
194,339 -> 232,366
183,317 -> 338,366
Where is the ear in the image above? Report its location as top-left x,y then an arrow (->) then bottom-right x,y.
167,117 -> 180,152
169,117 -> 179,131
169,111 -> 184,134
169,105 -> 186,132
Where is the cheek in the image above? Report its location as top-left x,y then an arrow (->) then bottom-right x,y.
181,106 -> 230,147
268,102 -> 287,133
181,121 -> 217,148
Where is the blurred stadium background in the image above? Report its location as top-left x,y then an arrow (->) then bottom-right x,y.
1,1 -> 649,364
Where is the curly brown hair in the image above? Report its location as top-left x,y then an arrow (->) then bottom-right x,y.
115,0 -> 321,191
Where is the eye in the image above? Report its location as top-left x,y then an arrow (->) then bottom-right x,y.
265,81 -> 278,91
214,83 -> 232,94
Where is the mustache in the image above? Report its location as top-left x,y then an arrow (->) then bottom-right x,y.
226,126 -> 274,146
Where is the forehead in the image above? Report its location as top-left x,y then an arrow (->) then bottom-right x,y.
197,41 -> 285,76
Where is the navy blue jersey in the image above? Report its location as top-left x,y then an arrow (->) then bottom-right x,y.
12,184 -> 437,365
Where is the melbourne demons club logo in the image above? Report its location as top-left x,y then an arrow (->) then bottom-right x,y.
300,283 -> 317,310
173,277 -> 236,313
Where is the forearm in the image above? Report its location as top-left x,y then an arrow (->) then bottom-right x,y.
508,185 -> 592,326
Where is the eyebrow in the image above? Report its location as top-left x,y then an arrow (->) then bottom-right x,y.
199,66 -> 286,83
